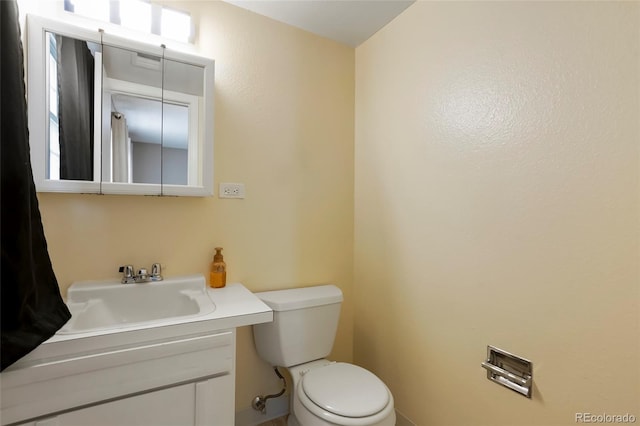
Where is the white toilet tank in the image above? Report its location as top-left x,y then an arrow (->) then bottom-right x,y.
253,285 -> 343,367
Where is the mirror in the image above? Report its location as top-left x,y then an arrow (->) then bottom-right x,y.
27,15 -> 214,196
101,41 -> 164,195
44,32 -> 101,183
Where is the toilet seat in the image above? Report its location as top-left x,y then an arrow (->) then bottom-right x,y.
296,362 -> 395,426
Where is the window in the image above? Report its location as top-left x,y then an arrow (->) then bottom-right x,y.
119,0 -> 152,34
63,0 -> 193,43
160,7 -> 191,43
65,0 -> 109,22
47,33 -> 60,180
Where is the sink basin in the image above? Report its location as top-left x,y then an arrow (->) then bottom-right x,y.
59,274 -> 215,334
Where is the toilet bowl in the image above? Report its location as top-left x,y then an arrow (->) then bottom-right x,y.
252,285 -> 396,426
287,360 -> 395,426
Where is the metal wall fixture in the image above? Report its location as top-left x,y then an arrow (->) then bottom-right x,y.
481,345 -> 533,398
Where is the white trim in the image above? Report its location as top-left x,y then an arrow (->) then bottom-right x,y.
27,15 -> 103,194
105,77 -> 202,189
93,50 -> 103,183
201,59 -> 215,196
187,96 -> 200,186
100,181 -> 161,196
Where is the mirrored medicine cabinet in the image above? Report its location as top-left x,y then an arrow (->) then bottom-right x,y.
26,15 -> 214,196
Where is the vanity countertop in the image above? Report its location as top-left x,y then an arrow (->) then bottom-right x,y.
4,283 -> 273,372
1,283 -> 272,425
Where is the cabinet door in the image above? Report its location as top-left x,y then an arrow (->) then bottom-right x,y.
22,375 -> 235,426
57,383 -> 195,426
195,374 -> 234,426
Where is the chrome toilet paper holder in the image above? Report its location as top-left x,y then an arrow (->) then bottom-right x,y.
481,345 -> 533,398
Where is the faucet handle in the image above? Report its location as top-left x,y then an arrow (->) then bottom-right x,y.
119,264 -> 134,277
151,263 -> 163,281
151,263 -> 161,276
119,265 -> 135,283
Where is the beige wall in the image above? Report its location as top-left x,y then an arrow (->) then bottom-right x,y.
20,0 -> 640,423
355,2 -> 639,425
26,0 -> 354,413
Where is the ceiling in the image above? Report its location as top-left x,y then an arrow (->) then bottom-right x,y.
223,0 -> 415,47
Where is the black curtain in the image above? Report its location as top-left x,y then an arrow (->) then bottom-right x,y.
1,0 -> 71,371
56,34 -> 94,180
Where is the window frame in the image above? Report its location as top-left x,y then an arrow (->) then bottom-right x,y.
62,0 -> 194,44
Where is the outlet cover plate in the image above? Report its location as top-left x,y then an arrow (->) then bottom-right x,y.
219,183 -> 245,199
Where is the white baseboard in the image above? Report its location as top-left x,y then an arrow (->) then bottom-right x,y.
235,395 -> 289,426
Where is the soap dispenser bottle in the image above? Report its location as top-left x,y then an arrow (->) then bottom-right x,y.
210,247 -> 227,288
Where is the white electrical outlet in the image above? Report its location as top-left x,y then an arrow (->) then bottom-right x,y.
219,183 -> 245,199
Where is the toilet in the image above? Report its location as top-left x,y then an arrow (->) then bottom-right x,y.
253,285 -> 396,426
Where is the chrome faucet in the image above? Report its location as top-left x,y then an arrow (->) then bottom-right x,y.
119,263 -> 163,284
119,265 -> 135,284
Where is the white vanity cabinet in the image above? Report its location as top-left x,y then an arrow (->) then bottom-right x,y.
10,329 -> 235,426
1,283 -> 273,426
19,376 -> 233,426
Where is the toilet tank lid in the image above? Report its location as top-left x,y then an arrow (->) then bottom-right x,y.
255,285 -> 343,311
